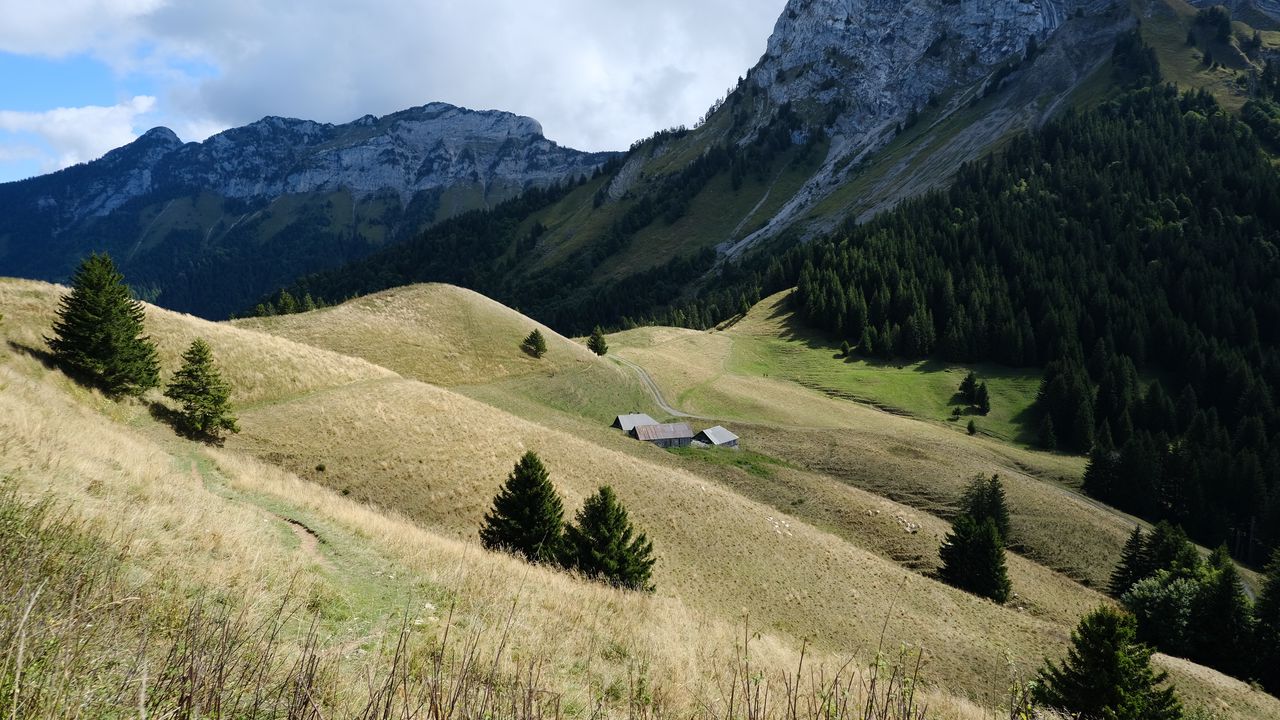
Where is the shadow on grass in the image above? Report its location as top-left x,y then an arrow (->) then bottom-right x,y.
148,402 -> 227,447
7,339 -> 59,371
1009,404 -> 1042,446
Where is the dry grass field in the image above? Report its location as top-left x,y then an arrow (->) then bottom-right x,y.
3,277 -> 1277,718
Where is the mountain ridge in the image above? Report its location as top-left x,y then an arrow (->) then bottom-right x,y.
0,101 -> 615,317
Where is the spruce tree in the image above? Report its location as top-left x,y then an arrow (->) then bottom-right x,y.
479,452 -> 564,564
939,515 -> 1011,603
164,338 -> 239,439
561,485 -> 656,592
1035,605 -> 1182,720
967,419 -> 977,436
47,253 -> 159,396
976,382 -> 992,415
959,371 -> 978,404
587,326 -> 609,356
1109,526 -> 1148,597
521,328 -> 548,358
1190,546 -> 1253,676
961,474 -> 1010,541
1255,549 -> 1280,694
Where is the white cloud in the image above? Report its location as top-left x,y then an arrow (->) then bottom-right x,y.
0,96 -> 157,171
0,0 -> 787,153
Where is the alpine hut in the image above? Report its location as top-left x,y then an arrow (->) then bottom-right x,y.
613,413 -> 658,433
694,426 -> 739,448
634,423 -> 695,448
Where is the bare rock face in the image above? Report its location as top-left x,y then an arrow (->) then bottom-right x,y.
720,0 -> 1123,256
23,102 -> 614,225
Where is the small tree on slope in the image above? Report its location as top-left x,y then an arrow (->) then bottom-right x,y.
522,328 -> 548,358
1035,605 -> 1182,720
479,452 -> 564,564
960,474 -> 1010,541
164,338 -> 239,439
587,326 -> 609,356
562,485 -> 656,592
938,515 -> 1011,603
47,253 -> 159,396
1109,526 -> 1148,597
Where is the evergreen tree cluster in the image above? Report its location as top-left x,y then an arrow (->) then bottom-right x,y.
788,86 -> 1280,562
1107,522 -> 1280,692
249,288 -> 328,317
938,475 -> 1012,603
47,253 -> 239,440
479,452 -> 656,592
957,372 -> 990,415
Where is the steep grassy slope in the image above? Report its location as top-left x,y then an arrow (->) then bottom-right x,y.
4,278 -> 963,718
228,280 -> 1279,714
5,277 -> 1277,716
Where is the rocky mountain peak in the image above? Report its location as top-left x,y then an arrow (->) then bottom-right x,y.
753,0 -> 1104,134
718,0 -> 1124,256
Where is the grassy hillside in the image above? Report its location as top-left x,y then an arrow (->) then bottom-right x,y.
1138,0 -> 1280,112
4,277 -> 1277,717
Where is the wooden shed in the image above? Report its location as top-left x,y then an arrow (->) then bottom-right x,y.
695,426 -> 739,448
634,423 -> 695,448
613,413 -> 658,433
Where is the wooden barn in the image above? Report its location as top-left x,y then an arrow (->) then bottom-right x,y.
613,413 -> 658,433
634,423 -> 695,448
695,426 -> 739,448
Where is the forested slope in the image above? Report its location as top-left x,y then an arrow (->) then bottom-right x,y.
789,85 -> 1280,563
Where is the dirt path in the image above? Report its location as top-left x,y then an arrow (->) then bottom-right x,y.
286,519 -> 334,571
614,356 -> 710,421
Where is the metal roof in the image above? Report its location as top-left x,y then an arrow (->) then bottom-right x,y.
634,423 -> 694,441
614,414 -> 658,433
696,426 -> 739,445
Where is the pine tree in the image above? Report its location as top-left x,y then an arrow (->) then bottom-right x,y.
959,371 -> 978,404
46,253 -> 159,396
521,328 -> 548,358
1255,549 -> 1280,694
1035,606 -> 1181,720
164,339 -> 239,439
939,515 -> 1011,602
587,326 -> 609,356
976,382 -> 991,415
960,474 -> 1011,542
1190,546 -> 1254,676
561,485 -> 656,592
479,452 -> 565,564
840,339 -> 851,358
967,419 -> 977,436
1109,526 -> 1148,597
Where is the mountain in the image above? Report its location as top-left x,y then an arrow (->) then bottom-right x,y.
279,0 -> 1136,332
0,103 -> 615,318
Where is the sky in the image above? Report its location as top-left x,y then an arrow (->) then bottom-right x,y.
0,0 -> 788,183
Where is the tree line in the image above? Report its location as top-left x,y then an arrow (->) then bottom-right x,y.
783,84 -> 1280,563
